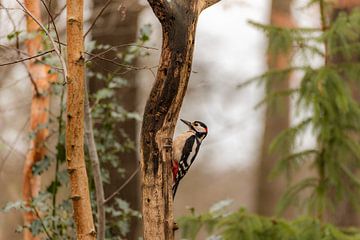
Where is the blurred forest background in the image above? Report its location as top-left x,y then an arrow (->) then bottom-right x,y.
0,0 -> 360,239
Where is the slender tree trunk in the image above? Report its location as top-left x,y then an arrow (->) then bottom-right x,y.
66,1 -> 96,239
331,0 -> 360,227
256,0 -> 294,217
22,1 -> 55,239
141,1 -> 220,239
84,83 -> 105,240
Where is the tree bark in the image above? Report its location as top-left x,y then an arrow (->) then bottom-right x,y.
22,1 -> 55,239
256,0 -> 294,217
140,0 -> 220,239
66,0 -> 96,239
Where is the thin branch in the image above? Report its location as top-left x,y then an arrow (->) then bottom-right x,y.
0,49 -> 54,67
0,78 -> 24,91
0,45 -> 63,72
16,0 -> 68,82
103,166 -> 140,204
40,0 -> 62,53
54,39 -> 158,65
48,4 -> 66,24
86,44 -> 158,62
1,4 -> 41,96
84,0 -> 112,38
85,51 -> 158,71
33,207 -> 53,240
0,118 -> 30,173
84,79 -> 106,240
52,85 -> 65,227
23,62 -> 41,96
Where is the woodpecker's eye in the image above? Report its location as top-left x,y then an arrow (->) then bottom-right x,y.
194,123 -> 198,126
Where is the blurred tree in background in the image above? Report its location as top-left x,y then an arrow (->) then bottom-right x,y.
256,0 -> 294,218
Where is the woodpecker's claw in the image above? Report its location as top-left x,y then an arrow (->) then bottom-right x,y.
173,222 -> 179,231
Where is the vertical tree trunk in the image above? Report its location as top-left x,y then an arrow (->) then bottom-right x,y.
256,0 -> 294,217
84,84 -> 105,240
66,1 -> 96,239
140,1 -> 220,239
22,1 -> 55,239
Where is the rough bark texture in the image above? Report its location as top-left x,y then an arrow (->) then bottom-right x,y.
256,0 -> 293,217
22,1 -> 55,239
66,0 -> 96,239
331,0 -> 360,227
141,0 -> 220,239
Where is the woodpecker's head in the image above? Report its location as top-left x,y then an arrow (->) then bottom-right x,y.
181,119 -> 208,140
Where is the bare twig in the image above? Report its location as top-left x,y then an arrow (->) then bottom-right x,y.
0,77 -> 25,91
0,49 -> 54,67
16,0 -> 68,82
51,4 -> 66,23
52,84 -> 65,227
84,0 -> 112,38
1,4 -> 41,96
0,118 -> 30,173
103,166 -> 140,204
40,0 -> 62,53
0,45 -> 63,72
0,136 -> 26,158
85,51 -> 158,71
33,207 -> 53,240
53,39 -> 158,71
85,44 -> 158,62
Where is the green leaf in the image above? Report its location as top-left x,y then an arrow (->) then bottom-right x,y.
139,24 -> 152,42
29,219 -> 42,236
32,155 -> 52,175
95,88 -> 114,101
1,200 -> 27,212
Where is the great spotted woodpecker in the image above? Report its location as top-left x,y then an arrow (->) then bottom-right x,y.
172,119 -> 208,198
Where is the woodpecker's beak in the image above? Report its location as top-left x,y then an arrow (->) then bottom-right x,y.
180,119 -> 192,128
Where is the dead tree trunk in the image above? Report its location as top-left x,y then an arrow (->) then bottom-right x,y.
22,1 -> 55,239
140,0 -> 220,239
66,0 -> 96,239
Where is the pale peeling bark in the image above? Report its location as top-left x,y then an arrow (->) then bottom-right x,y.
66,0 -> 96,239
23,1 -> 55,239
140,0 -> 220,239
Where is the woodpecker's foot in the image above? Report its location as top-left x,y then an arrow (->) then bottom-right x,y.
173,221 -> 179,231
